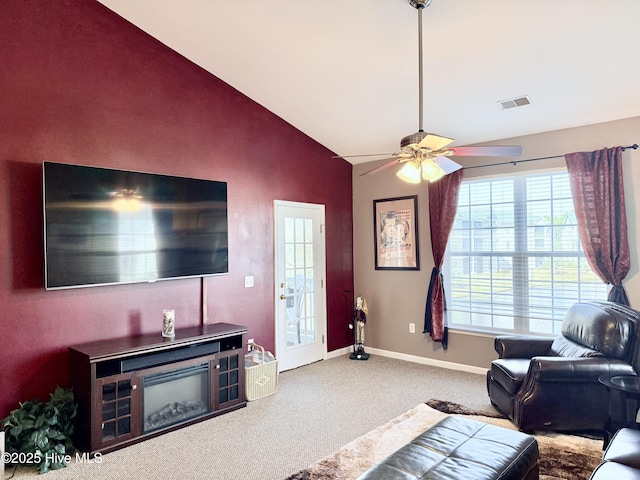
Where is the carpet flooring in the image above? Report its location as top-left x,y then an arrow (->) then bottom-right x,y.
6,355 -> 492,479
2,355 -> 602,479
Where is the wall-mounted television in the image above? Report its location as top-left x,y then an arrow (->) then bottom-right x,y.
43,161 -> 228,290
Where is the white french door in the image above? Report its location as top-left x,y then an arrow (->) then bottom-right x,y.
274,201 -> 326,371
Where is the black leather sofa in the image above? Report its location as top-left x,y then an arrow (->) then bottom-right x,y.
487,301 -> 640,432
590,428 -> 640,479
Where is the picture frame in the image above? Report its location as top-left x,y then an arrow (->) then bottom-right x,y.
373,195 -> 420,270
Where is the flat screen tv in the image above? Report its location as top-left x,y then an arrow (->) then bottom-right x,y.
43,162 -> 228,290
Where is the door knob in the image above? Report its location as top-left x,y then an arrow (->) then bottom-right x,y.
279,294 -> 287,300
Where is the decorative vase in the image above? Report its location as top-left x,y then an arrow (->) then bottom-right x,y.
162,309 -> 175,338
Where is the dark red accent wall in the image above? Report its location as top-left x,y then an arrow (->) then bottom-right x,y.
0,0 -> 353,416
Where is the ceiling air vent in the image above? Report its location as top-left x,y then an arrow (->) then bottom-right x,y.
498,95 -> 531,110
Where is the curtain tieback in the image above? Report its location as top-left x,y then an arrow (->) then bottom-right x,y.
427,267 -> 442,302
424,267 -> 443,333
609,283 -> 630,306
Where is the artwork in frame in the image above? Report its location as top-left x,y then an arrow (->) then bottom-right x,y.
374,195 -> 419,270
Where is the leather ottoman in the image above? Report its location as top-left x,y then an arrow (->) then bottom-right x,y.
357,416 -> 539,480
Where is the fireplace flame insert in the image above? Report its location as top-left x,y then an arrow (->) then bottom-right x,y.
142,363 -> 210,433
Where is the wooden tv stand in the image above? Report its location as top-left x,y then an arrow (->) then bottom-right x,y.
69,323 -> 247,454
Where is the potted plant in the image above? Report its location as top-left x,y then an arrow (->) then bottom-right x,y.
1,386 -> 77,474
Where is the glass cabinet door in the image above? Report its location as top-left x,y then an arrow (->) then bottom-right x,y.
97,373 -> 138,446
216,352 -> 244,408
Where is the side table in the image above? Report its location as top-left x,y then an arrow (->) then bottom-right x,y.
598,375 -> 640,448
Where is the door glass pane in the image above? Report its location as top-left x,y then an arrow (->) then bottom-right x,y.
229,385 -> 238,401
103,421 -> 115,440
285,218 -> 294,243
305,219 -> 313,242
285,245 -> 294,268
117,380 -> 131,397
295,245 -> 304,268
305,245 -> 314,267
102,383 -> 116,401
117,400 -> 130,416
117,417 -> 131,436
285,215 -> 316,347
102,402 -> 116,421
295,218 -> 304,243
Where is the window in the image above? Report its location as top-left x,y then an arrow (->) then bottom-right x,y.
443,171 -> 608,336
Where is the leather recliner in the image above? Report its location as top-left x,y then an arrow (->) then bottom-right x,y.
487,301 -> 640,432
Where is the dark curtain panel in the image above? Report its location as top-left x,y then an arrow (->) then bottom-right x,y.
424,169 -> 464,349
565,146 -> 630,305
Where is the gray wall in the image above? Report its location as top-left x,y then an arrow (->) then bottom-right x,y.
353,116 -> 640,371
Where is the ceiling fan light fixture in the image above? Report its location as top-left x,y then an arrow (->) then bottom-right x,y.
355,0 -> 522,182
421,159 -> 445,182
397,162 -> 422,184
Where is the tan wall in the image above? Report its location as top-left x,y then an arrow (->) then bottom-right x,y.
353,116 -> 640,370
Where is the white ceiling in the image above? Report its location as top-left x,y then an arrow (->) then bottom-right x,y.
98,0 -> 640,164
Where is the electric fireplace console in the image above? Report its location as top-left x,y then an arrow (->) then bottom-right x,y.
69,323 -> 247,454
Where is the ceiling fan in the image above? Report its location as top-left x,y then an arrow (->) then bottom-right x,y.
338,0 -> 522,183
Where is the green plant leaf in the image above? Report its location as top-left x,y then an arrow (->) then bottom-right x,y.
48,429 -> 66,441
0,386 -> 77,474
34,415 -> 46,429
38,459 -> 51,475
31,430 -> 50,449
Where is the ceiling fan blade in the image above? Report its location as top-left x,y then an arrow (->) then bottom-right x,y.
449,145 -> 523,157
332,152 -> 396,159
360,157 -> 402,176
417,134 -> 454,151
433,156 -> 463,175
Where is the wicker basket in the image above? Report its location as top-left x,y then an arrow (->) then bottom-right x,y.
245,344 -> 278,401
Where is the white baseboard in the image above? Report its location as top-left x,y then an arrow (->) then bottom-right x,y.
326,346 -> 351,359
327,346 -> 486,376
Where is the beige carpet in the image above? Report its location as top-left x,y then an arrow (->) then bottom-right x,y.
9,356 -> 594,479
5,355 -> 496,480
286,403 -> 603,480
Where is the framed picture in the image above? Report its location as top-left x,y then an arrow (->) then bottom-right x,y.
373,195 -> 419,270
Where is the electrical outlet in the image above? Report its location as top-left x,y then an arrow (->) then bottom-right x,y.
244,275 -> 254,288
409,323 -> 416,333
247,338 -> 255,352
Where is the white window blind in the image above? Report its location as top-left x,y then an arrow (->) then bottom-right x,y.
443,171 -> 608,335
